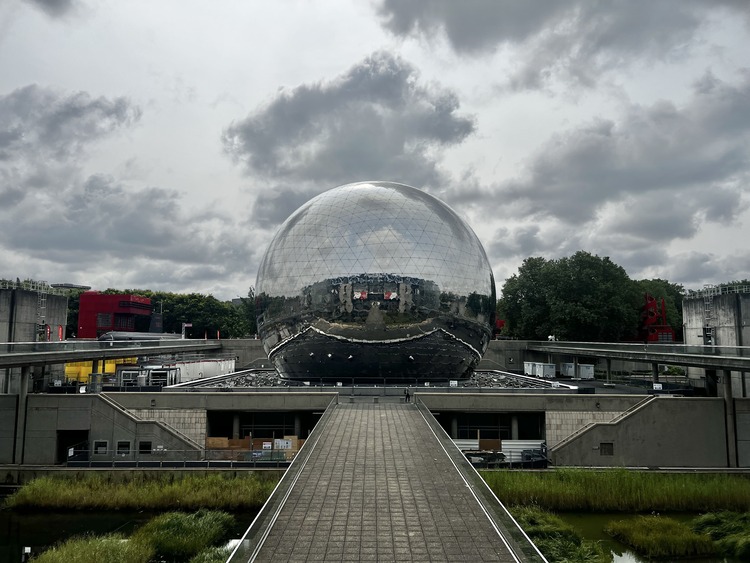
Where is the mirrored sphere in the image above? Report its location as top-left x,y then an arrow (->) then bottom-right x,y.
256,181 -> 496,382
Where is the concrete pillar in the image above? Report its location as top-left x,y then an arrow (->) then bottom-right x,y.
232,414 -> 240,440
652,363 -> 659,383
606,358 -> 612,385
706,369 -> 718,397
511,415 -> 519,440
14,365 -> 31,464
294,414 -> 301,438
574,357 -> 579,379
742,372 -> 747,399
92,359 -> 100,376
450,415 -> 458,439
724,369 -> 737,468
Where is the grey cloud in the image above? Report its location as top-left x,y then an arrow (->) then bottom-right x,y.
25,0 -> 76,18
223,51 -> 474,219
0,84 -> 141,163
250,185 -> 320,230
376,0 -> 747,90
487,72 -> 750,231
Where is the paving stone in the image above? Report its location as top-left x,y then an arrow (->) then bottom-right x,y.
253,403 -> 522,562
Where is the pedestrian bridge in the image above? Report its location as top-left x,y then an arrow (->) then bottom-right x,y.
228,397 -> 546,562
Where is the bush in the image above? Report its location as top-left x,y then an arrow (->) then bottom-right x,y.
692,511 -> 750,558
189,545 -> 232,563
30,534 -> 153,563
511,506 -> 610,563
605,515 -> 714,559
132,510 -> 235,561
4,473 -> 279,512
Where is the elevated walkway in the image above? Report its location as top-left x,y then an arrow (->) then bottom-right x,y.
229,399 -> 545,562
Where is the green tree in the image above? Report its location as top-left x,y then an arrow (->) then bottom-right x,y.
498,252 -> 641,341
498,257 -> 554,339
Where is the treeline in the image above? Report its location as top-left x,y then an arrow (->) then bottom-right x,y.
64,287 -> 257,339
497,251 -> 685,341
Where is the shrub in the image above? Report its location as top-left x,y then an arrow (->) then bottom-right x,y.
30,534 -> 152,563
692,511 -> 750,558
605,515 -> 714,559
133,510 -> 235,561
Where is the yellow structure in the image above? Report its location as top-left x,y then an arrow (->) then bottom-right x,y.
64,357 -> 138,383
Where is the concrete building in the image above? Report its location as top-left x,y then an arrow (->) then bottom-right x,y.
1,281 -> 68,393
683,285 -> 750,397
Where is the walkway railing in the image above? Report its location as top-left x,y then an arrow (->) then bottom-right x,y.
227,395 -> 339,562
414,395 -> 548,563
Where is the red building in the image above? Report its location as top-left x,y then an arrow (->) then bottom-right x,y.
77,292 -> 153,338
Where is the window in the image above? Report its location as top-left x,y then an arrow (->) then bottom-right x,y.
600,442 -> 614,456
93,440 -> 108,455
116,441 -> 131,456
96,312 -> 113,328
138,441 -> 152,455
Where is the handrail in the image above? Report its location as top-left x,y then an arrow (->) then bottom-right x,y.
414,395 -> 548,562
227,395 -> 339,562
97,393 -> 204,451
549,396 -> 658,453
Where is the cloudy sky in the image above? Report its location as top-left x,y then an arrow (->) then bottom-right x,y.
1,0 -> 749,300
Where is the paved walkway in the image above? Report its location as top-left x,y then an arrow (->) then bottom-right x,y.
253,403 -> 521,562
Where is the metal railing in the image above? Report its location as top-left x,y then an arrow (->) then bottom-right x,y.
66,448 -> 294,469
227,395 -> 339,562
414,396 -> 548,563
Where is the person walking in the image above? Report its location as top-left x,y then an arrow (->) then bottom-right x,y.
404,388 -> 411,403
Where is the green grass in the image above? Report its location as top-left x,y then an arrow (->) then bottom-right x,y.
4,473 -> 279,512
132,509 -> 235,561
481,468 -> 750,512
189,546 -> 233,563
30,534 -> 153,563
510,506 -> 610,563
605,515 -> 715,559
692,511 -> 750,558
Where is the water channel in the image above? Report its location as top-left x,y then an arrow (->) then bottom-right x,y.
0,509 -> 742,562
557,512 -> 739,563
0,510 -> 256,562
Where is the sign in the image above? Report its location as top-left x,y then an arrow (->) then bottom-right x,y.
262,442 -> 272,450
58,325 -> 64,340
449,380 -> 458,387
653,383 -> 663,390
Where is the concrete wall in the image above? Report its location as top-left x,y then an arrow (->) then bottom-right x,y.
0,395 -> 17,463
736,399 -> 750,467
130,408 -> 207,446
551,397 -> 727,467
0,288 -> 68,343
546,410 -> 621,448
683,292 -> 750,397
219,339 -> 268,369
418,393 -> 643,450
1,288 -> 69,393
19,395 -> 201,465
107,391 -> 336,411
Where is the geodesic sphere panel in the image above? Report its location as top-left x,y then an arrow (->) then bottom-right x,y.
255,181 -> 495,382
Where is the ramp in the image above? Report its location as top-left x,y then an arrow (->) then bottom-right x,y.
228,399 -> 545,562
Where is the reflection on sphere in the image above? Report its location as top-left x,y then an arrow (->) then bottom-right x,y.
255,181 -> 496,382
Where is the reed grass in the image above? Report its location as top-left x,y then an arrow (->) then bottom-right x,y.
482,468 -> 750,512
132,509 -> 235,561
30,534 -> 153,563
605,515 -> 715,559
510,505 -> 610,563
188,546 -> 232,563
692,511 -> 750,559
4,473 -> 279,512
